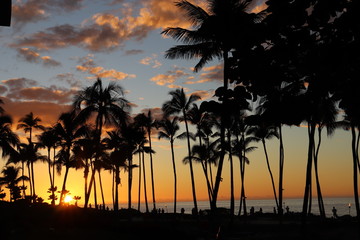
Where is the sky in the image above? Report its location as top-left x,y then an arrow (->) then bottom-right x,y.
0,0 -> 357,208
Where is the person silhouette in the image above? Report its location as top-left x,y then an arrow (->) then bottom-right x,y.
332,206 -> 338,218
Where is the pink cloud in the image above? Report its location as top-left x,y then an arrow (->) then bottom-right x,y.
17,48 -> 61,67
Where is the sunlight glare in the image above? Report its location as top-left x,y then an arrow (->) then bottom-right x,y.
64,195 -> 73,203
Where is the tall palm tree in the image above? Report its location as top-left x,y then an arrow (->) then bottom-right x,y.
134,110 -> 157,211
17,112 -> 45,201
73,78 -> 130,207
55,111 -> 87,205
157,116 -> 180,214
162,0 -> 263,211
162,88 -> 200,214
247,113 -> 279,210
37,127 -> 59,205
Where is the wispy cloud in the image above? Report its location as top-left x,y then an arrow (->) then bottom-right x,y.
76,54 -> 136,80
17,48 -> 61,67
150,66 -> 189,87
140,54 -> 162,68
12,0 -> 84,27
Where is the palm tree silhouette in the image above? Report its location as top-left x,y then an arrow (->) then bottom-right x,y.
37,127 -> 59,205
0,165 -> 29,202
73,78 -> 130,208
163,88 -> 200,214
162,0 -> 263,211
55,111 -> 87,205
17,112 -> 45,201
134,111 -> 157,211
157,116 -> 180,213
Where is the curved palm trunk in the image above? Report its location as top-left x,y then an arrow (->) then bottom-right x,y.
137,151 -> 141,211
84,160 -> 89,207
278,125 -> 285,217
47,148 -> 55,205
183,111 -> 198,214
148,128 -> 156,211
142,151 -> 149,213
59,166 -> 69,205
351,126 -> 360,219
212,51 -> 229,212
84,161 -> 96,208
98,170 -> 105,209
93,174 -> 98,209
27,162 -> 32,198
262,139 -> 279,209
302,122 -> 315,222
314,127 -> 325,218
170,139 -> 177,214
31,161 -> 36,201
21,161 -> 26,198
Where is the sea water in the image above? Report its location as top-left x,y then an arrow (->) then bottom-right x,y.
118,197 -> 355,217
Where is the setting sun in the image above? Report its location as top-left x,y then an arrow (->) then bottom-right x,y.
64,195 -> 73,203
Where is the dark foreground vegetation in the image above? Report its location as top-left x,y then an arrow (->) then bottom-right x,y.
0,201 -> 359,240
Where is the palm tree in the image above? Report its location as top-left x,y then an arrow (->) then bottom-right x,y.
55,111 -> 87,205
134,110 -> 157,211
73,78 -> 130,207
17,112 -> 45,201
0,165 -> 29,202
37,127 -> 59,205
157,116 -> 180,213
0,114 -> 19,160
162,0 -> 263,211
247,113 -> 279,210
162,88 -> 200,214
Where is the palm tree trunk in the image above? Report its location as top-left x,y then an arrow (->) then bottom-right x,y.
27,162 -> 32,199
228,129 -> 235,217
84,163 -> 96,208
212,50 -> 229,212
314,127 -> 325,218
128,156 -> 133,209
170,139 -> 177,214
142,151 -> 149,213
98,170 -> 105,209
137,150 -> 141,211
21,161 -> 26,198
351,125 -> 360,219
93,173 -> 98,209
112,169 -> 115,210
59,166 -> 69,205
183,112 -> 198,214
278,124 -> 285,216
262,139 -> 279,209
148,129 -> 156,211
114,165 -> 120,211
31,161 -> 36,201
302,122 -> 315,222
84,160 -> 89,206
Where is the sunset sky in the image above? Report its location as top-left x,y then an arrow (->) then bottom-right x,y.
0,0 -> 357,207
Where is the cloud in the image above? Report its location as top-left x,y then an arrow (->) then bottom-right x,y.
199,64 -> 223,83
125,49 -> 144,55
76,54 -> 136,80
17,48 -> 61,67
54,73 -> 82,89
139,54 -> 162,68
1,78 -> 75,104
1,97 -> 71,129
12,0 -> 84,27
190,90 -> 214,100
2,78 -> 38,91
11,0 -> 193,52
150,66 -> 189,87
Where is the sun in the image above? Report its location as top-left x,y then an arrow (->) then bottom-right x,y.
64,195 -> 73,203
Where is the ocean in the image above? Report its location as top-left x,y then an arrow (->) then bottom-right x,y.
110,197 -> 356,217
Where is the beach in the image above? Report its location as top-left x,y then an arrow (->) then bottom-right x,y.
1,201 -> 359,240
